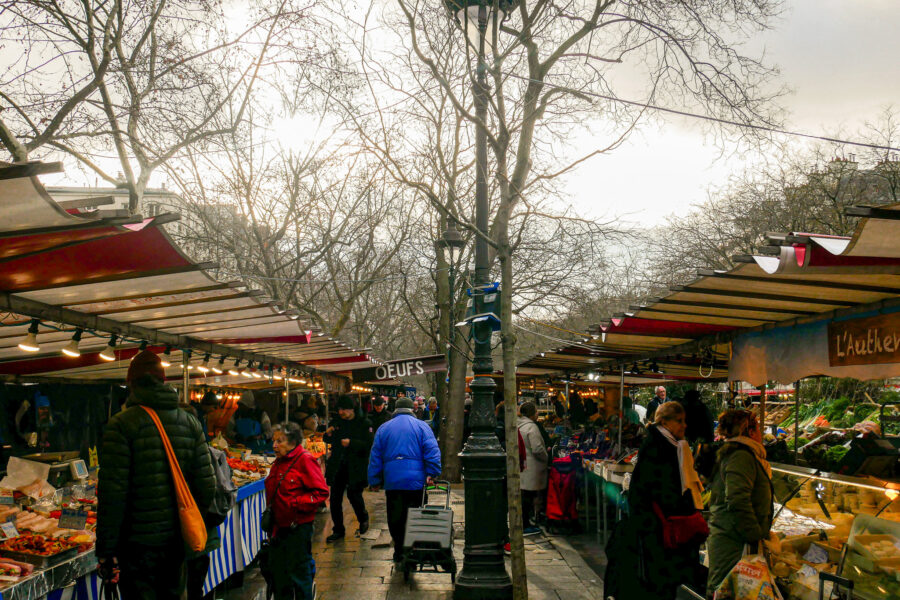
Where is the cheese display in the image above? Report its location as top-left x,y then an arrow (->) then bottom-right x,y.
766,463 -> 900,599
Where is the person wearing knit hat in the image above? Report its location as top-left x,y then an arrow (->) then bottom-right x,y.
323,395 -> 374,542
366,395 -> 442,563
368,395 -> 392,434
97,350 -> 216,599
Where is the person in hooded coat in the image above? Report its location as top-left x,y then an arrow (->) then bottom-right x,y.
707,409 -> 774,594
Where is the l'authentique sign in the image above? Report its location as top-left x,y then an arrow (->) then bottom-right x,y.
828,312 -> 900,367
353,355 -> 448,382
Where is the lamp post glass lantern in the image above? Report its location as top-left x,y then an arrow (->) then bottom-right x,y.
438,223 -> 465,265
444,0 -> 518,598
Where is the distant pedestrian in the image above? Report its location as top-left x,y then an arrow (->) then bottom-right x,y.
517,402 -> 548,536
324,396 -> 373,542
225,391 -> 273,453
680,389 -> 715,444
367,397 -> 442,563
646,386 -> 667,423
368,396 -> 392,433
426,397 -> 440,436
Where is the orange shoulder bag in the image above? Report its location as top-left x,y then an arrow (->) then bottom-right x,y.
140,406 -> 208,552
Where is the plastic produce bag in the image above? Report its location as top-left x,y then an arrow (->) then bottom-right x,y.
714,554 -> 784,600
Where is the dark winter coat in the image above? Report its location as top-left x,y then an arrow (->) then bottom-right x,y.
97,381 -> 216,558
707,442 -> 774,592
324,414 -> 374,486
369,408 -> 392,433
620,425 -> 704,599
647,395 -> 664,423
680,394 -> 715,444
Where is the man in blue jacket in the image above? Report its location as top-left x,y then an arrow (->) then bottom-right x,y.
367,397 -> 442,563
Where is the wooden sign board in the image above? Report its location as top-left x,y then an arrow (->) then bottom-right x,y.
828,312 -> 900,367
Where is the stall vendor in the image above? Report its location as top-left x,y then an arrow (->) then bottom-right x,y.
226,391 -> 273,453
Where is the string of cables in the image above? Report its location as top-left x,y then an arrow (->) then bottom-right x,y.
501,71 -> 900,154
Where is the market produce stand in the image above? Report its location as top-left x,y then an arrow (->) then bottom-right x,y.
0,164 -> 370,599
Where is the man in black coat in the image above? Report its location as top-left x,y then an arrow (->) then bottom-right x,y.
368,396 -> 392,433
324,395 -> 374,542
98,350 -> 216,600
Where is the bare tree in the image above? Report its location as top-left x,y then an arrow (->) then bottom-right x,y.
0,1 -> 334,211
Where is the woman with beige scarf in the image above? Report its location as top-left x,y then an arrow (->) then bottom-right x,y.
606,401 -> 707,599
707,409 -> 775,595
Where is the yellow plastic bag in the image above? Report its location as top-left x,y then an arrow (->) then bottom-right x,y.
714,553 -> 784,600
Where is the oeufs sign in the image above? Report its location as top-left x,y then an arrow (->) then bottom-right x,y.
353,355 -> 448,382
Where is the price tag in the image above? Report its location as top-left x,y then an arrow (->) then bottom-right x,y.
58,508 -> 88,530
0,523 -> 18,539
0,489 -> 14,506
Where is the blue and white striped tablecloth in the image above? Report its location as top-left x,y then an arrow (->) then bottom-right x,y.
202,479 -> 267,594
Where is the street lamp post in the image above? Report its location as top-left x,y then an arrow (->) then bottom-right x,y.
444,1 -> 516,597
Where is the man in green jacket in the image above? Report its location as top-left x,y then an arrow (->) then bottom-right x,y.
97,350 -> 216,600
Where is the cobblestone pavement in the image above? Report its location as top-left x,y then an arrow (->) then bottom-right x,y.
226,485 -> 605,599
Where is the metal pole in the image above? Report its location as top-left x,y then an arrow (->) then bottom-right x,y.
284,373 -> 290,425
455,5 -> 513,598
618,365 -> 624,454
758,383 -> 767,435
794,379 -> 801,465
182,351 -> 190,406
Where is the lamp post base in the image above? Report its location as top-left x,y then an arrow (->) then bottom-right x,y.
453,434 -> 512,600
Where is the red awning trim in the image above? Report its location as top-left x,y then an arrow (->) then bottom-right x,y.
602,316 -> 735,338
0,224 -> 190,292
302,354 -> 372,366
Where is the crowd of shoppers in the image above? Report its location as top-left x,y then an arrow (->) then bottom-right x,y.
100,354 -> 756,600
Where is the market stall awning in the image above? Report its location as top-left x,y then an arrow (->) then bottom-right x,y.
519,203 -> 900,384
0,164 -> 377,383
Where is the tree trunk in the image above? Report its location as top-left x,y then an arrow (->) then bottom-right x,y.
500,241 -> 528,600
442,326 -> 468,482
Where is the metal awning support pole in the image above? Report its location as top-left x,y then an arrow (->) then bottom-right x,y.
759,384 -> 767,434
794,379 -> 801,465
284,373 -> 290,425
182,352 -> 190,406
618,365 -> 625,454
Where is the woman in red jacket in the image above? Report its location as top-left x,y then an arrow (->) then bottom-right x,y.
265,423 -> 329,599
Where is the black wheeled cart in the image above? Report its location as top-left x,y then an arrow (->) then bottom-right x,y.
400,481 -> 457,583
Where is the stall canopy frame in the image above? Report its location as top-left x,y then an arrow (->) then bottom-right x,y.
0,163 -> 383,384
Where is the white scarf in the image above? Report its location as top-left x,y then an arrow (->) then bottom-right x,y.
658,425 -> 704,510
726,436 -> 772,479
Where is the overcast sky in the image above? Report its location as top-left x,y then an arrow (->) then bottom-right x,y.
563,0 -> 900,227
40,0 -> 900,230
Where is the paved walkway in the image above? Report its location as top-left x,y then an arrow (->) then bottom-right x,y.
226,486 -> 605,599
